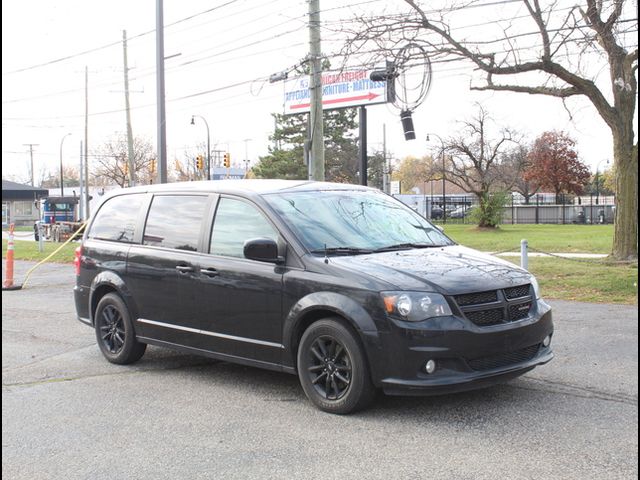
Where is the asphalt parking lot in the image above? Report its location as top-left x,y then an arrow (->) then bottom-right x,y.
2,260 -> 638,480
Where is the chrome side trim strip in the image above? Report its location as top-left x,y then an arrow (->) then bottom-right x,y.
137,318 -> 284,349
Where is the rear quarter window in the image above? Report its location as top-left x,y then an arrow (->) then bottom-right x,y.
88,194 -> 144,243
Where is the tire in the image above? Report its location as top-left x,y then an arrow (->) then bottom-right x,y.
297,318 -> 375,414
94,293 -> 146,365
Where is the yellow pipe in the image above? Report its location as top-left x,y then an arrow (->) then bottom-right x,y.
21,222 -> 87,289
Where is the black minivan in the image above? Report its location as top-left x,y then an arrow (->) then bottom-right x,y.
74,180 -> 553,414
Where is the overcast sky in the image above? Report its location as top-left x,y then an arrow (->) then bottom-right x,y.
2,0 -> 637,184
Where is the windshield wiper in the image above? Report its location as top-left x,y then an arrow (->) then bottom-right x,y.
373,243 -> 442,252
310,246 -> 373,256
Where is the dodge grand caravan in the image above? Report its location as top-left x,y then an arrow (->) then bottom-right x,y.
74,180 -> 553,414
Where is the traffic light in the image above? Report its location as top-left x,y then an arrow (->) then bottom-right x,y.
150,159 -> 156,174
223,153 -> 231,168
123,162 -> 129,175
196,155 -> 204,170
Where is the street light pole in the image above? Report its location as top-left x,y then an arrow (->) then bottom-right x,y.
426,133 -> 446,223
59,133 -> 72,197
191,115 -> 210,180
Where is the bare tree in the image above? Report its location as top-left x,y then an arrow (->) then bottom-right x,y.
40,166 -> 80,189
345,0 -> 637,259
443,105 -> 517,226
175,142 -> 208,182
501,144 -> 540,204
92,133 -> 156,188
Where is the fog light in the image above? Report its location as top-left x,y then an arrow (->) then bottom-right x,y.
425,359 -> 436,374
542,335 -> 551,348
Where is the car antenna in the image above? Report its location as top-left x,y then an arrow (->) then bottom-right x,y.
324,244 -> 329,264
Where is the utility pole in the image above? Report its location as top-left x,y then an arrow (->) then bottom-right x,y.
123,30 -> 136,187
84,66 -> 90,217
308,0 -> 324,181
79,141 -> 84,220
23,143 -> 39,186
156,0 -> 168,184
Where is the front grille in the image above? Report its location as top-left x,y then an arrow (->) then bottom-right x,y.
508,302 -> 532,321
467,344 -> 540,371
455,290 -> 498,306
465,308 -> 505,326
505,284 -> 531,299
455,284 -> 534,327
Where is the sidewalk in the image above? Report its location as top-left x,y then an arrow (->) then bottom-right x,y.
488,251 -> 607,259
2,230 -> 35,241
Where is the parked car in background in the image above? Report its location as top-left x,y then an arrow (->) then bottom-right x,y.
449,206 -> 468,219
429,207 -> 444,219
74,180 -> 553,414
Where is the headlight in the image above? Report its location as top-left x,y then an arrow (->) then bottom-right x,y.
531,276 -> 541,299
381,291 -> 452,321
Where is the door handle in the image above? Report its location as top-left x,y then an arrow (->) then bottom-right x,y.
201,268 -> 219,277
175,264 -> 194,273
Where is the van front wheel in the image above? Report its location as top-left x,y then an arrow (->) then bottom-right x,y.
297,318 -> 375,414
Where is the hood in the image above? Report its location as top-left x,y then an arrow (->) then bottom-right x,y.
328,245 -> 531,295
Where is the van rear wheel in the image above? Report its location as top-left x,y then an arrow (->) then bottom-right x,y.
297,318 -> 375,414
95,293 -> 146,365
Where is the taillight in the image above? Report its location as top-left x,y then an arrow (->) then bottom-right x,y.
74,246 -> 83,276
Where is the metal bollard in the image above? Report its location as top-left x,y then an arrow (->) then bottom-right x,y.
520,239 -> 528,270
37,222 -> 44,253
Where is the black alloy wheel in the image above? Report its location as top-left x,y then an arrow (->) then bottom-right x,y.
298,318 -> 375,414
94,293 -> 146,365
307,335 -> 353,401
99,304 -> 125,355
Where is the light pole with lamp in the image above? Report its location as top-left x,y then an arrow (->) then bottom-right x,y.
191,115 -> 211,181
59,133 -> 72,197
426,133 -> 446,223
595,159 -> 609,205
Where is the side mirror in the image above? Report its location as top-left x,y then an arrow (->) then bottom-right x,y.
243,238 -> 284,264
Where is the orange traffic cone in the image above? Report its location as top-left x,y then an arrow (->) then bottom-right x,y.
3,223 -> 21,291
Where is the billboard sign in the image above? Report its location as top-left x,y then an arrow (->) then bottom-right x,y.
283,70 -> 387,114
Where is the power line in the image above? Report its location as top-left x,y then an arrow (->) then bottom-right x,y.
2,0 -> 244,76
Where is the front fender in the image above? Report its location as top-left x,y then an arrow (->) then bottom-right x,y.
282,291 -> 381,359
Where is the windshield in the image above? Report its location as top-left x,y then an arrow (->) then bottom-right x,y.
265,189 -> 455,253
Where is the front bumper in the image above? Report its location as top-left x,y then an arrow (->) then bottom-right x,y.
366,300 -> 554,396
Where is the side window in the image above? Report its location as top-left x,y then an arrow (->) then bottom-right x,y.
210,198 -> 278,258
143,195 -> 207,251
88,194 -> 144,243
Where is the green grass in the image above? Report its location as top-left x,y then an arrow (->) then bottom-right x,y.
443,224 -> 613,254
504,257 -> 638,305
2,239 -> 77,263
2,225 -> 34,232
